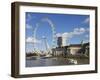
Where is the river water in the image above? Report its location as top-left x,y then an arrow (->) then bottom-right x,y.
26,57 -> 89,67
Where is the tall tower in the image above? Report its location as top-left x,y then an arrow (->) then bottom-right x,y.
57,37 -> 62,47
62,36 -> 67,46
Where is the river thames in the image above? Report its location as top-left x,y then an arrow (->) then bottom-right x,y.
26,57 -> 89,67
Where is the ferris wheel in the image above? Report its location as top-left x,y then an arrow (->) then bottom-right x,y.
33,17 -> 56,54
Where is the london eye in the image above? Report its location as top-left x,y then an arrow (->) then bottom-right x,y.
33,17 -> 56,55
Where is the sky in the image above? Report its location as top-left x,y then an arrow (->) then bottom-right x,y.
25,12 -> 89,53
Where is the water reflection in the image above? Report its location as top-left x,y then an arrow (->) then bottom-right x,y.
68,59 -> 78,64
26,57 -> 89,67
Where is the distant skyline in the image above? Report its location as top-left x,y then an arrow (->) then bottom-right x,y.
25,12 -> 89,52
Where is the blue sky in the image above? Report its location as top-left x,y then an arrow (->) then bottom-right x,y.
25,12 -> 89,52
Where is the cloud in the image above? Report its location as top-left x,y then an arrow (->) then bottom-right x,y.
26,14 -> 31,23
62,32 -> 73,38
26,37 -> 41,44
26,24 -> 32,29
27,14 -> 31,18
56,27 -> 89,46
73,27 -> 85,35
83,17 -> 90,24
26,14 -> 36,23
65,27 -> 86,37
85,34 -> 89,38
56,33 -> 62,37
56,27 -> 89,39
83,39 -> 89,43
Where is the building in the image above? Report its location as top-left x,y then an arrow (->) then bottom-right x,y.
52,46 -> 67,56
67,44 -> 82,55
62,36 -> 68,46
52,43 -> 89,56
57,37 -> 62,47
57,36 -> 69,47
